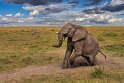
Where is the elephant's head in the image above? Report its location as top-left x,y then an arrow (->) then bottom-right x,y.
52,22 -> 88,47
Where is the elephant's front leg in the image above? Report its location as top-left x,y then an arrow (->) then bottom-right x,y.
62,38 -> 73,69
62,48 -> 73,69
69,42 -> 83,66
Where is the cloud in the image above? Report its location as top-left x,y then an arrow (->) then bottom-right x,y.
110,0 -> 124,6
85,0 -> 103,6
73,12 -> 121,24
1,0 -> 124,26
14,13 -> 24,17
0,14 -> 39,25
23,4 -> 68,16
75,18 -> 86,21
5,0 -> 63,6
40,9 -> 124,25
1,18 -> 8,21
108,18 -> 122,23
101,0 -> 124,12
83,0 -> 124,14
6,14 -> 13,17
83,7 -> 104,14
90,19 -> 108,24
29,10 -> 39,16
68,0 -> 79,6
102,3 -> 124,12
47,10 -> 110,24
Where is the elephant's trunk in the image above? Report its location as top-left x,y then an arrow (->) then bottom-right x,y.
52,30 -> 64,48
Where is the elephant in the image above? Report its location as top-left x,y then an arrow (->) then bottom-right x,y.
52,22 -> 106,69
73,56 -> 90,67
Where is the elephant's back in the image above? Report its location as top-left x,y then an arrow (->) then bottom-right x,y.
85,34 -> 99,46
83,34 -> 99,55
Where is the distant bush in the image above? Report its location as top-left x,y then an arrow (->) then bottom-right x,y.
103,32 -> 117,37
103,44 -> 124,57
21,56 -> 34,65
121,33 -> 124,35
97,36 -> 105,41
0,57 -> 13,64
91,67 -> 106,78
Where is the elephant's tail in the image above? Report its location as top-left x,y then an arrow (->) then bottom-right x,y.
99,50 -> 106,59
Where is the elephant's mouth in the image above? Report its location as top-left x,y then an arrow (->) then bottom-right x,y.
63,34 -> 67,37
63,33 -> 72,38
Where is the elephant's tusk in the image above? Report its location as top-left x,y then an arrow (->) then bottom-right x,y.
56,32 -> 59,34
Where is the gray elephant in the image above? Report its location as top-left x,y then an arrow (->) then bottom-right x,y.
73,56 -> 90,67
52,22 -> 106,69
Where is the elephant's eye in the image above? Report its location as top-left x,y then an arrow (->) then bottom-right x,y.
69,28 -> 71,30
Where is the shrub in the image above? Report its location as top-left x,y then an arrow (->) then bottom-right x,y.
0,57 -> 13,64
103,44 -> 124,57
103,32 -> 117,37
21,56 -> 34,65
97,37 -> 105,41
121,33 -> 124,35
91,67 -> 106,78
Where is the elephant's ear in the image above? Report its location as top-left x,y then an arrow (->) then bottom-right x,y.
72,27 -> 88,42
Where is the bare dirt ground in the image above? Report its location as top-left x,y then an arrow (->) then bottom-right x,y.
0,53 -> 124,82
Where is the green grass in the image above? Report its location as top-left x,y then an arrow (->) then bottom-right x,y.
0,26 -> 124,83
5,69 -> 124,83
90,67 -> 106,78
0,26 -> 123,72
0,27 -> 64,72
91,29 -> 124,57
103,44 -> 124,57
103,31 -> 117,37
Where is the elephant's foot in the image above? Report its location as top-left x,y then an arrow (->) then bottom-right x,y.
61,65 -> 68,69
62,62 -> 70,69
84,56 -> 96,66
69,59 -> 74,65
61,66 -> 67,69
62,60 -> 73,69
89,60 -> 95,66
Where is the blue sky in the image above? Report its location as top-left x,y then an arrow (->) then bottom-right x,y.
0,0 -> 124,26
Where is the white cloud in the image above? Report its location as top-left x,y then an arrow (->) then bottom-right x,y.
29,10 -> 39,16
111,0 -> 124,6
18,19 -> 25,22
14,13 -> 24,17
23,5 -> 45,11
6,14 -> 13,17
23,4 -> 67,16
1,0 -> 124,26
75,18 -> 86,21
26,17 -> 39,22
0,15 -> 40,24
108,18 -> 124,23
2,18 -> 8,21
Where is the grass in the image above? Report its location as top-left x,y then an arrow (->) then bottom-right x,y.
5,68 -> 124,83
0,26 -> 64,72
103,44 -> 124,57
89,27 -> 124,57
0,26 -> 124,83
90,67 -> 106,78
0,26 -> 123,71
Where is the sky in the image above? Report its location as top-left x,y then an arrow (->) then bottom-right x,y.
0,0 -> 124,26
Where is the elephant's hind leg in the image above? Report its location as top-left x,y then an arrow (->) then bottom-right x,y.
84,55 -> 96,66
74,56 -> 90,67
89,55 -> 95,66
85,49 -> 99,66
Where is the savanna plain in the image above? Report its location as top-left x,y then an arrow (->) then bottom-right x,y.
0,26 -> 124,83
